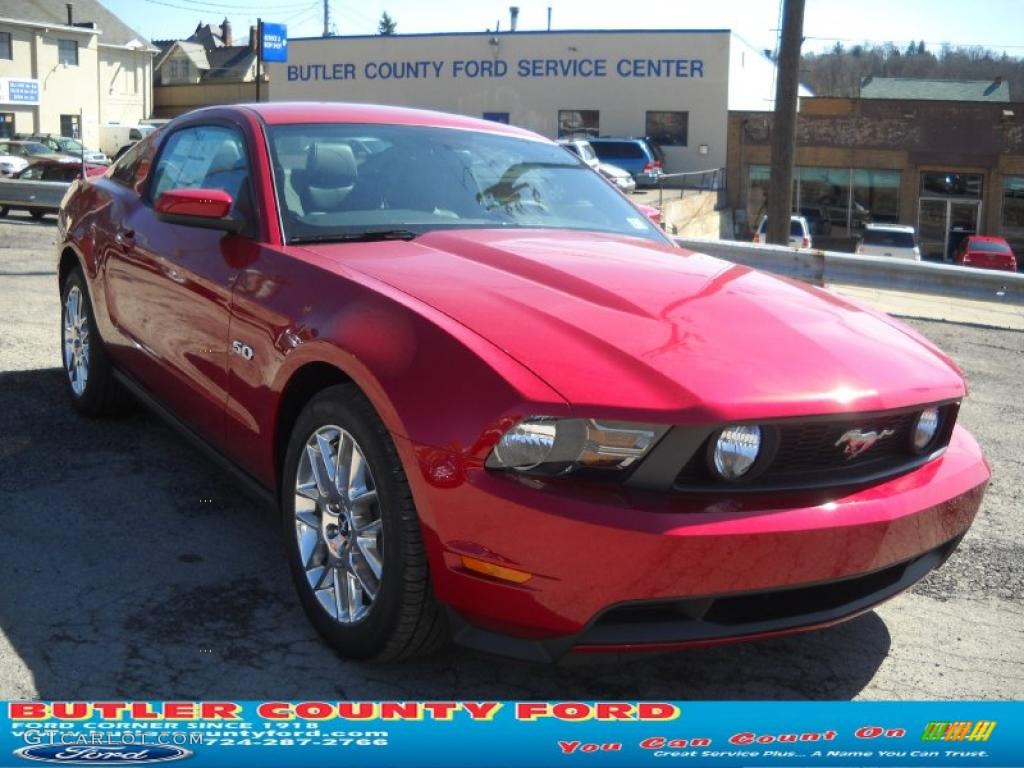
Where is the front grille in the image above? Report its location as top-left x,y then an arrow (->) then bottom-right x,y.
673,403 -> 957,493
575,534 -> 963,648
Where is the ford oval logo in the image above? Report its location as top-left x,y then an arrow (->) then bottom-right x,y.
13,745 -> 192,764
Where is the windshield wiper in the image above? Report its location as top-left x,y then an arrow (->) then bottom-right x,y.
289,229 -> 419,244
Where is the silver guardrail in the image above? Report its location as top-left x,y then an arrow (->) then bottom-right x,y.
674,237 -> 1024,305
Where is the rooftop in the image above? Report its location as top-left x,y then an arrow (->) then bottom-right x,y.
860,77 -> 1010,103
2,0 -> 151,48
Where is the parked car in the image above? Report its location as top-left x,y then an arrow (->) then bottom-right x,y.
0,139 -> 69,165
597,162 -> 636,194
557,138 -> 600,169
586,137 -> 665,187
0,152 -> 29,177
24,134 -> 109,165
16,158 -> 106,181
752,214 -> 813,249
0,159 -> 105,219
953,235 -> 1018,272
856,223 -> 920,261
57,103 -> 988,662
559,138 -> 636,194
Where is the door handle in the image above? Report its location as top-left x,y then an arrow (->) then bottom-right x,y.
114,228 -> 135,249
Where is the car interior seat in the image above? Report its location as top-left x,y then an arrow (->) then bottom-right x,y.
290,143 -> 358,215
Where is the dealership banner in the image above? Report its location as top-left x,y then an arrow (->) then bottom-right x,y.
1,701 -> 1021,767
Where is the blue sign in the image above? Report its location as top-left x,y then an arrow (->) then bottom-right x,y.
261,23 -> 288,63
1,78 -> 40,105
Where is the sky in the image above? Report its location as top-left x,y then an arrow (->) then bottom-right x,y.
98,0 -> 1024,57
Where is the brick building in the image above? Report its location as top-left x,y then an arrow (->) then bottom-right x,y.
727,91 -> 1024,262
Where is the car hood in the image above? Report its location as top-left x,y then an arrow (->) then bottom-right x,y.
305,229 -> 965,421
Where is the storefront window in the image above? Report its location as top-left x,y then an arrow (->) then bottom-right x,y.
557,110 -> 599,138
1002,176 -> 1024,253
796,167 -> 852,236
1002,176 -> 1024,229
852,169 -> 901,230
747,165 -> 771,229
747,165 -> 901,242
921,171 -> 983,198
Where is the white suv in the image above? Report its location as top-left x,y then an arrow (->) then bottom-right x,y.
753,215 -> 813,249
856,224 -> 921,261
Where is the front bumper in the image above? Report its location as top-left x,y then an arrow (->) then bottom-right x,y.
397,424 -> 988,661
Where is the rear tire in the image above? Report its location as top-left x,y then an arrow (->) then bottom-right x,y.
60,268 -> 130,416
281,384 -> 448,661
30,209 -> 46,220
0,206 -> 8,217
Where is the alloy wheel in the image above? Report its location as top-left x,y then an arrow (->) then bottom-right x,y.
293,425 -> 383,624
63,285 -> 90,396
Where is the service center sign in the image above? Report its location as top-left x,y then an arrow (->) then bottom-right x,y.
0,77 -> 41,105
261,23 -> 288,63
286,56 -> 705,83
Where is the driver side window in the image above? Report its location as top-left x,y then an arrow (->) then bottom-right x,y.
150,125 -> 250,207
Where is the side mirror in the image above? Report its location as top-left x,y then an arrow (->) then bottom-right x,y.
154,188 -> 243,233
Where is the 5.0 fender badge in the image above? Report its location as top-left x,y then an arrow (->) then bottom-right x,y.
231,340 -> 254,361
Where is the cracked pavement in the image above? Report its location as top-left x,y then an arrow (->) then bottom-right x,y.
0,211 -> 1021,700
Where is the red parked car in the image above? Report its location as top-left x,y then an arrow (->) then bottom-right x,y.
954,235 -> 1018,272
57,103 -> 989,662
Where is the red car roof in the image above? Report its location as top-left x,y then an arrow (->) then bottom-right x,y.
243,101 -> 543,141
965,235 -> 1011,245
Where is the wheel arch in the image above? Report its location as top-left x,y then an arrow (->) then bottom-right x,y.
58,245 -> 84,288
273,360 -> 356,490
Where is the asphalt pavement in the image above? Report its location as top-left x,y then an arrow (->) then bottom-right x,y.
1,211 -> 1021,700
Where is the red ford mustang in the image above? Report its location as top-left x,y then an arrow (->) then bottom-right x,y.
57,103 -> 989,662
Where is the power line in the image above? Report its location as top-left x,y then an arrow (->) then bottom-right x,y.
139,0 -> 313,13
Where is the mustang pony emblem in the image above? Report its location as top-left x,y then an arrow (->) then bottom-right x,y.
835,428 -> 896,459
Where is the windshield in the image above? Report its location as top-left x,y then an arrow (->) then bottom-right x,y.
968,240 -> 1011,254
23,142 -> 50,155
864,229 -> 916,248
267,124 -> 668,244
58,138 -> 85,152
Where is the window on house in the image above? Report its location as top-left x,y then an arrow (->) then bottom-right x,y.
0,32 -> 12,60
169,60 -> 178,78
58,39 -> 78,66
557,109 -> 599,138
645,111 -> 688,146
181,60 -> 190,79
482,112 -> 510,124
60,114 -> 81,139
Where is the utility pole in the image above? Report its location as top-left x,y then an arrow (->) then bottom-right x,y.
766,0 -> 805,246
255,18 -> 262,102
323,0 -> 330,37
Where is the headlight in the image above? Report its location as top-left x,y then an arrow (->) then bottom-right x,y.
486,417 -> 667,474
487,418 -> 558,470
711,425 -> 762,481
913,407 -> 941,452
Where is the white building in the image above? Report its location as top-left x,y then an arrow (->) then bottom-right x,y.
0,0 -> 155,148
268,29 -> 784,174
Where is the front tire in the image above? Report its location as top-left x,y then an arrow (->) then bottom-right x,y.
61,268 -> 128,415
281,384 -> 448,661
